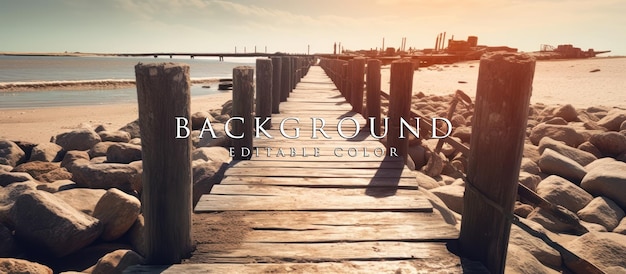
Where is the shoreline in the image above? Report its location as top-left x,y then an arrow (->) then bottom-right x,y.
0,78 -> 220,92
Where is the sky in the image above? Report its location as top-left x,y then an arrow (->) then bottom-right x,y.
1,0 -> 624,55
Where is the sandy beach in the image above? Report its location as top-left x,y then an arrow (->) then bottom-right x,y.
0,92 -> 232,144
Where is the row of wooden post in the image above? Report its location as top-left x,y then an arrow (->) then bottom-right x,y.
318,54 -> 536,273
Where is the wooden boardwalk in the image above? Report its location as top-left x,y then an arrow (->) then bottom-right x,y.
130,66 -> 463,273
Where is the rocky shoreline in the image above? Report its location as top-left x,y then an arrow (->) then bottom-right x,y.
1,94 -> 626,273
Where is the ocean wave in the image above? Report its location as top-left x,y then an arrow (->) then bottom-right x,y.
0,78 -> 220,92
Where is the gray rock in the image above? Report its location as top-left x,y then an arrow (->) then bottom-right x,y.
118,119 -> 141,139
554,104 -> 579,122
577,196 -> 626,231
98,130 -> 131,143
0,164 -> 12,172
614,217 -> 626,235
415,171 -> 440,190
192,161 -> 226,205
191,111 -> 216,130
529,123 -> 585,147
514,202 -> 534,218
584,157 -> 618,172
0,258 -> 53,274
430,184 -> 464,214
129,138 -> 141,146
538,137 -> 597,166
563,232 -> 626,272
71,162 -> 140,192
0,139 -> 26,167
196,124 -> 229,148
578,141 -> 604,159
509,223 -> 561,268
106,143 -> 142,164
581,161 -> 626,209
30,142 -> 65,162
55,128 -> 102,151
589,132 -> 626,157
523,144 -> 541,163
91,249 -> 144,274
536,175 -> 593,213
127,214 -> 147,257
422,151 -> 445,177
192,146 -> 231,164
537,148 -> 587,183
0,181 -> 39,228
527,207 -> 579,233
505,244 -> 559,274
10,190 -> 102,257
544,117 -> 568,125
0,171 -> 35,187
596,109 -> 626,131
92,188 -> 141,241
61,150 -> 90,171
520,158 -> 541,174
12,161 -> 60,179
451,126 -> 471,143
36,167 -> 72,183
519,172 -> 541,192
91,156 -> 107,164
89,141 -> 117,158
54,188 -> 106,215
36,179 -> 76,193
408,145 -> 427,170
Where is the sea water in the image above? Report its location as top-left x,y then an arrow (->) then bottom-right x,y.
0,55 -> 255,109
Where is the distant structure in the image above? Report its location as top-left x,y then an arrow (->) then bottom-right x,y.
535,44 -> 611,59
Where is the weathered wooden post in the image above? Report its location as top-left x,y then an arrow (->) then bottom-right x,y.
135,63 -> 192,264
387,59 -> 413,161
459,53 -> 535,273
232,66 -> 254,160
280,57 -> 290,102
271,57 -> 282,114
291,57 -> 297,90
366,59 -> 382,136
341,62 -> 349,97
256,59 -> 272,129
345,60 -> 353,103
351,57 -> 366,113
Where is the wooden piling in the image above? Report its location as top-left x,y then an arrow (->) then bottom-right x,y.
387,59 -> 413,161
135,63 -> 192,264
232,66 -> 255,160
255,59 -> 272,129
280,57 -> 290,102
459,53 -> 535,273
351,57 -> 366,113
345,60 -> 353,103
366,59 -> 382,136
271,57 -> 282,114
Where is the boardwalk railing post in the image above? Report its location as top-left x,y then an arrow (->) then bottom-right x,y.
341,62 -> 348,97
232,66 -> 254,160
366,59 -> 382,136
351,57 -> 366,113
280,57 -> 290,102
345,60 -> 353,104
256,59 -> 272,129
135,63 -> 192,264
271,57 -> 282,114
459,53 -> 535,273
387,59 -> 413,162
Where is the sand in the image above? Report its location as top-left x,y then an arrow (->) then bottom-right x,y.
0,92 -> 232,144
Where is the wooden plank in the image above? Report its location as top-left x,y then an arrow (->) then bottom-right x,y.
220,176 -> 418,188
229,160 -> 405,169
190,242 -> 454,263
195,194 -> 432,212
210,185 -> 420,197
127,260 -> 463,273
224,167 -> 415,178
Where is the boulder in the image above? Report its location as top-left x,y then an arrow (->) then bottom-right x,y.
118,119 -> 141,139
422,151 -> 445,177
553,104 -> 578,122
10,190 -> 102,257
192,161 -> 227,205
538,137 -> 597,166
127,214 -> 147,257
596,109 -> 626,131
408,145 -> 427,170
584,157 -> 618,172
430,185 -> 464,214
36,179 -> 76,193
581,220 -> 609,232
89,141 -> 117,158
30,142 -> 65,162
191,111 -> 216,130
106,143 -> 142,164
0,171 -> 35,187
537,149 -> 587,183
192,147 -> 231,164
415,171 -> 440,190
578,141 -> 604,159
0,223 -> 19,257
71,162 -> 140,192
12,161 -> 60,179
0,181 -> 39,227
614,217 -> 626,235
509,223 -> 561,268
544,117 -> 568,125
36,167 -> 73,183
0,164 -> 11,172
577,196 -> 625,231
520,158 -> 541,175
563,232 -> 626,272
55,128 -> 102,151
589,132 -> 626,157
54,188 -> 106,215
91,249 -> 144,274
129,138 -> 141,146
57,243 -> 132,273
514,202 -> 534,218
535,175 -> 593,213
0,258 -> 52,274
61,150 -> 90,171
0,139 -> 26,167
581,161 -> 626,210
529,124 -> 585,147
523,144 -> 541,163
91,156 -> 107,164
505,244 -> 559,274
98,130 -> 132,143
92,188 -> 141,241
526,207 -> 579,233
451,126 -> 471,143
196,124 -> 229,148
519,172 -> 541,192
